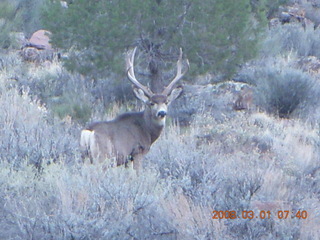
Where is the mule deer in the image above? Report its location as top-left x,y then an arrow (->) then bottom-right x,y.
80,47 -> 189,170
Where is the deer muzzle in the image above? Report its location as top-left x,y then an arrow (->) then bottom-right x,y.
157,110 -> 167,118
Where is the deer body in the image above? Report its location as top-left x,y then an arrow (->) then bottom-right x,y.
81,108 -> 163,168
80,48 -> 189,170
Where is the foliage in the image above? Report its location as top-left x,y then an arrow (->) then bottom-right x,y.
262,24 -> 320,58
52,97 -> 92,124
0,87 -> 79,167
236,22 -> 320,119
1,1 -> 320,239
1,105 -> 320,239
258,68 -> 315,118
42,0 -> 269,80
1,17 -> 320,239
252,0 -> 289,18
0,0 -> 45,49
238,59 -> 316,118
0,56 -> 80,165
20,0 -> 46,36
0,1 -> 22,49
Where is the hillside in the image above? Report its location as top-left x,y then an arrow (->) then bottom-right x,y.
0,1 -> 320,239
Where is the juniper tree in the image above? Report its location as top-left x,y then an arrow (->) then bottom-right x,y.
43,0 -> 272,88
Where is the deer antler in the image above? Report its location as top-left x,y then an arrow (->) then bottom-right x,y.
162,48 -> 189,95
126,47 -> 153,97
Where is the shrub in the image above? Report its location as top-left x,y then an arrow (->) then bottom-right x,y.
1,23 -> 320,238
145,112 -> 320,239
0,1 -> 21,49
50,86 -> 93,124
0,162 -> 222,239
0,100 -> 320,239
262,23 -> 320,59
0,0 -> 45,49
237,58 -> 316,118
257,67 -> 315,117
0,84 -> 79,167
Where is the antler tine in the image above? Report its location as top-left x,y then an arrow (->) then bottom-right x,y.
126,47 -> 153,97
162,48 -> 189,95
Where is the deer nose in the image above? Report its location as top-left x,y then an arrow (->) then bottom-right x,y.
157,111 -> 167,118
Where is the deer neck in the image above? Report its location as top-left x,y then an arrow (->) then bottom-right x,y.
143,109 -> 164,143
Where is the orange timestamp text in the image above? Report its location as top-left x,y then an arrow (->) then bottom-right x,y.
212,210 -> 308,220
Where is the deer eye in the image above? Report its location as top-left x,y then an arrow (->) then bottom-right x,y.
150,102 -> 155,106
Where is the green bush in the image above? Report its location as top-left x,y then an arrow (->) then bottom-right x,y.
0,0 -> 45,49
0,1 -> 22,49
52,100 -> 92,124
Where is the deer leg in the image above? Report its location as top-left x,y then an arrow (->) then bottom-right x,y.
129,146 -> 144,173
125,154 -> 134,168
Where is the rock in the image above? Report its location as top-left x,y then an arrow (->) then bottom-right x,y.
269,18 -> 280,29
277,4 -> 311,30
28,30 -> 53,50
21,30 -> 55,63
280,12 -> 292,24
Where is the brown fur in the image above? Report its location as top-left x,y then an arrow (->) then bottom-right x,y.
83,111 -> 162,166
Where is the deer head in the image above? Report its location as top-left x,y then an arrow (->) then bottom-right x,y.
126,47 -> 189,126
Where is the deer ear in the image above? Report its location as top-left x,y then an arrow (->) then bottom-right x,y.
167,87 -> 183,104
133,87 -> 149,103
